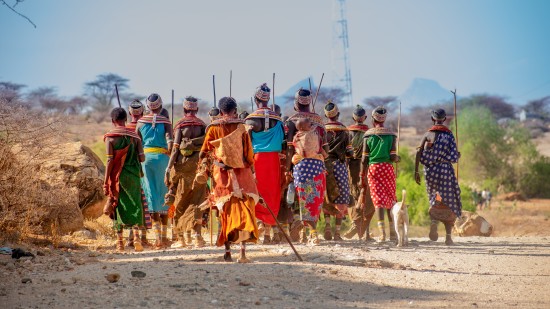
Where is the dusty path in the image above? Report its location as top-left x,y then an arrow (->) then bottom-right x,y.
2,236 -> 549,308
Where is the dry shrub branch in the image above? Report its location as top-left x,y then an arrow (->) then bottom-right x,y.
0,99 -> 76,243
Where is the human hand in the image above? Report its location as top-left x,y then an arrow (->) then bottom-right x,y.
415,172 -> 421,185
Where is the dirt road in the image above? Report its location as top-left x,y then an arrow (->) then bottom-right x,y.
2,235 -> 549,308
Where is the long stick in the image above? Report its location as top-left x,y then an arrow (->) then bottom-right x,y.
171,89 -> 174,125
451,89 -> 459,181
272,73 -> 276,111
395,101 -> 402,177
308,78 -> 314,112
260,199 -> 303,261
209,205 -> 213,246
114,84 -> 121,108
212,75 -> 217,108
251,97 -> 254,111
230,70 -> 232,97
312,73 -> 325,109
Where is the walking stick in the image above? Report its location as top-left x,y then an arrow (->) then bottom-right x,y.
170,89 -> 175,240
272,73 -> 276,111
395,101 -> 401,177
229,70 -> 232,97
212,75 -> 217,108
209,202 -> 213,246
312,73 -> 325,109
114,84 -> 121,108
259,198 -> 303,261
451,89 -> 459,181
308,78 -> 314,113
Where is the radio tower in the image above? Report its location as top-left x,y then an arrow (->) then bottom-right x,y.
332,0 -> 353,106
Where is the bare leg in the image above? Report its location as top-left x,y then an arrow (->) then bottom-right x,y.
160,214 -> 172,248
334,217 -> 343,241
116,229 -> 124,252
237,242 -> 252,263
223,241 -> 232,262
376,207 -> 386,242
444,222 -> 454,246
429,219 -> 439,241
133,226 -> 143,252
323,214 -> 333,240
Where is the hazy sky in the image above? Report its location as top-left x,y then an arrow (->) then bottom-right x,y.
1,0 -> 549,106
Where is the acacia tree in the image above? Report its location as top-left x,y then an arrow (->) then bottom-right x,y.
0,81 -> 26,103
523,96 -> 550,120
363,96 -> 397,110
84,73 -> 129,113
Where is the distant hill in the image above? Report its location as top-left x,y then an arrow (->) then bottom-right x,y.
398,78 -> 455,108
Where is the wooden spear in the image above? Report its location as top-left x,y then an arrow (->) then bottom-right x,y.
114,84 -> 121,108
212,75 -> 217,108
312,73 -> 325,110
171,89 -> 174,125
395,101 -> 402,177
259,198 -> 303,261
272,73 -> 276,111
308,78 -> 314,112
229,70 -> 232,97
451,89 -> 459,181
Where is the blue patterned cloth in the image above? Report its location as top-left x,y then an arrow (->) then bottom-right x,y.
293,158 -> 326,221
420,131 -> 462,217
332,160 -> 350,205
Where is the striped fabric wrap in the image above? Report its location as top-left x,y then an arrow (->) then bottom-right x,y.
174,115 -> 206,130
103,127 -> 141,141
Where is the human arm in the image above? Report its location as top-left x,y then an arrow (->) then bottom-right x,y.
414,135 -> 427,185
103,137 -> 114,196
165,123 -> 174,154
136,138 -> 145,163
165,128 -> 182,185
390,135 -> 400,163
359,136 -> 370,186
285,120 -> 296,179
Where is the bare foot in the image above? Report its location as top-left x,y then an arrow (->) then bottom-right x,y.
171,241 -> 187,249
429,222 -> 439,241
223,253 -> 233,262
237,257 -> 252,263
445,236 -> 455,246
134,242 -> 144,252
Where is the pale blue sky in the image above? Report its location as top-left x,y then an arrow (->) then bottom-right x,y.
1,0 -> 549,105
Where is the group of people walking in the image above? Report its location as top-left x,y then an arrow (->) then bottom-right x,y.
102,82 -> 463,262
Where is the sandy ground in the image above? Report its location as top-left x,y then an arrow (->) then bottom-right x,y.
2,233 -> 549,309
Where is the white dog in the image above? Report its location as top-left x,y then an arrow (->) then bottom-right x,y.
391,189 -> 409,247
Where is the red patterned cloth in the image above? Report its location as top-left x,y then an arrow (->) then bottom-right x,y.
254,152 -> 281,225
367,162 -> 396,209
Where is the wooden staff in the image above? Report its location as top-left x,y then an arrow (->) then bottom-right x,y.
312,73 -> 325,110
229,70 -> 232,97
308,78 -> 314,112
395,101 -> 402,177
209,203 -> 213,246
451,89 -> 459,181
171,90 -> 174,124
259,198 -> 303,261
272,73 -> 276,111
251,96 -> 254,111
114,84 -> 121,108
212,75 -> 217,108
